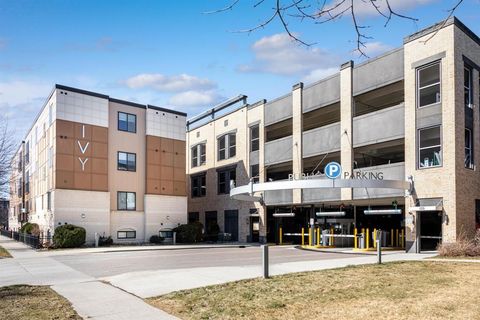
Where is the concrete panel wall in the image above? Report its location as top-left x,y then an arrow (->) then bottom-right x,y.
353,162 -> 405,199
264,136 -> 293,165
303,74 -> 340,112
353,48 -> 404,95
264,189 -> 293,205
303,188 -> 341,203
56,89 -> 109,128
146,108 -> 186,141
250,150 -> 259,165
264,94 -> 292,126
110,211 -> 145,243
353,104 -> 405,147
144,194 -> 187,241
302,122 -> 341,157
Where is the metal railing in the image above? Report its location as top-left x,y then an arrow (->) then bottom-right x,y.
0,229 -> 51,249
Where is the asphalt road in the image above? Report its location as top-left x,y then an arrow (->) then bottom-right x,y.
53,246 -> 361,278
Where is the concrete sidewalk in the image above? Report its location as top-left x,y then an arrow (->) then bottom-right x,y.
102,250 -> 437,298
0,236 -> 177,319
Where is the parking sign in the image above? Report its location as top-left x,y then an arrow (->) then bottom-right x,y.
325,162 -> 342,179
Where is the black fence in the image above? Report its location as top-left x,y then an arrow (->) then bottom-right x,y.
0,229 -> 51,249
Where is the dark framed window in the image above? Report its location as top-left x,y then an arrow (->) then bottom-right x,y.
250,125 -> 259,152
47,191 -> 51,211
118,151 -> 136,171
465,128 -> 473,168
191,143 -> 206,168
188,212 -> 200,224
118,112 -> 137,133
218,167 -> 236,194
117,192 -> 136,210
25,172 -> 29,193
250,164 -> 259,183
191,173 -> 206,198
218,133 -> 236,160
418,126 -> 442,169
465,66 -> 473,108
117,230 -> 136,239
25,141 -> 29,164
417,62 -> 441,108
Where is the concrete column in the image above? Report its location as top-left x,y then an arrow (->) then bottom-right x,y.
340,61 -> 354,201
292,83 -> 303,204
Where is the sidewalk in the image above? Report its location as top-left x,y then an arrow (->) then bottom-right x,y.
0,236 -> 177,320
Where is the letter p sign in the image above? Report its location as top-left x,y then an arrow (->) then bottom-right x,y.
325,162 -> 342,179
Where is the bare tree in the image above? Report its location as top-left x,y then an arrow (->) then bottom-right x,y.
0,117 -> 17,198
204,0 -> 465,57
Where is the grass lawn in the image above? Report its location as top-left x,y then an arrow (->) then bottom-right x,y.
149,261 -> 480,320
0,285 -> 81,320
0,245 -> 11,258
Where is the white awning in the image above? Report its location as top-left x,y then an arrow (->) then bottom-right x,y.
409,205 -> 443,212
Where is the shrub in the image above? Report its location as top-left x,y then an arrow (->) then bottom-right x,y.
438,230 -> 480,257
150,235 -> 164,244
173,222 -> 203,243
204,222 -> 220,242
99,236 -> 113,247
53,224 -> 86,248
20,223 -> 40,236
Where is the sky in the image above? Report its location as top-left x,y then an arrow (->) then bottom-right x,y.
0,0 -> 479,140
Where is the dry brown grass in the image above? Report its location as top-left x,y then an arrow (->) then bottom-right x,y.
0,285 -> 81,320
148,261 -> 480,320
438,230 -> 480,257
0,245 -> 11,258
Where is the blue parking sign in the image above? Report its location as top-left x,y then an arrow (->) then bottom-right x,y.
325,162 -> 342,179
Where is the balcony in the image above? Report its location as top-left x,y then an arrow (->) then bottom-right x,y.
264,94 -> 292,126
353,162 -> 405,199
303,74 -> 340,113
265,136 -> 293,165
353,103 -> 404,147
302,122 -> 340,157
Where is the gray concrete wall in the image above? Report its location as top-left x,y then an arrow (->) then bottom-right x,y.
303,187 -> 341,203
302,122 -> 341,157
303,74 -> 340,112
353,162 -> 405,199
249,150 -> 259,166
353,103 -> 405,147
353,48 -> 404,95
264,94 -> 292,126
264,135 -> 293,165
264,189 -> 293,205
416,103 -> 442,128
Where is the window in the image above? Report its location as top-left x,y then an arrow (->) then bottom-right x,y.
188,212 -> 199,224
418,126 -> 442,168
465,128 -> 473,168
218,133 -> 236,160
25,172 -> 29,193
48,147 -> 53,168
465,66 -> 473,108
118,152 -> 136,171
48,103 -> 53,125
47,191 -> 51,211
117,230 -> 136,239
191,143 -> 206,168
218,167 -> 236,194
250,164 -> 259,183
191,174 -> 206,198
417,62 -> 441,108
25,141 -> 29,164
117,192 -> 136,210
250,125 -> 259,152
118,112 -> 137,133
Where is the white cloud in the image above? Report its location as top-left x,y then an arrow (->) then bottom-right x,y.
302,67 -> 339,84
168,90 -> 224,107
125,73 -> 217,93
238,33 -> 340,76
361,41 -> 394,56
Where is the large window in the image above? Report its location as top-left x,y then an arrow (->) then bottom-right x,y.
191,143 -> 206,168
465,128 -> 473,168
188,212 -> 199,224
117,230 -> 136,239
417,62 -> 441,108
465,66 -> 473,108
191,173 -> 206,198
118,151 -> 136,171
250,164 -> 259,183
118,112 -> 137,133
218,167 -> 236,194
250,125 -> 259,152
117,192 -> 136,210
218,133 -> 236,160
418,126 -> 442,168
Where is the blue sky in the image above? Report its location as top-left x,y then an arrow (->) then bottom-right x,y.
0,0 -> 479,139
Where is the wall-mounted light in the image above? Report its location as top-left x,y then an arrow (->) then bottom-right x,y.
316,211 -> 346,217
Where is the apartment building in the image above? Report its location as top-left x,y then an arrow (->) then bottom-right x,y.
187,17 -> 480,252
9,85 -> 187,243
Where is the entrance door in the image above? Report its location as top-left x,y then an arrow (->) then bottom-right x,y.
224,210 -> 239,241
205,211 -> 218,234
419,211 -> 442,251
250,216 -> 260,242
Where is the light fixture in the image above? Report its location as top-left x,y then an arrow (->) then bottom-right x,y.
316,211 -> 346,217
272,212 -> 295,217
364,209 -> 402,215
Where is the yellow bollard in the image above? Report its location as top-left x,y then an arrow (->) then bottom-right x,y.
309,228 -> 313,246
396,229 -> 399,247
401,229 -> 405,248
354,228 -> 357,249
391,228 -> 394,247
317,228 -> 320,246
279,227 -> 283,245
373,228 -> 377,249
330,227 -> 334,247
301,228 -> 305,246
366,228 -> 370,249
